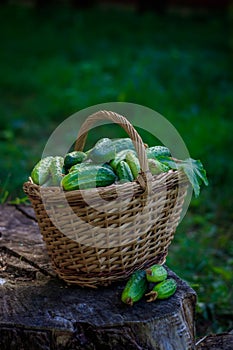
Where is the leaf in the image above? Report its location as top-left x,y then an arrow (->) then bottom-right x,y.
157,156 -> 208,197
177,158 -> 208,197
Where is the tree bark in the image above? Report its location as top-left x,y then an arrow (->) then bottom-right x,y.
0,204 -> 196,350
196,333 -> 233,350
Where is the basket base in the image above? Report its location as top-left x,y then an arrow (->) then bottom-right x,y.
53,251 -> 167,287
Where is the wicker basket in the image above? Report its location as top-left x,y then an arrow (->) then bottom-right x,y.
23,110 -> 189,288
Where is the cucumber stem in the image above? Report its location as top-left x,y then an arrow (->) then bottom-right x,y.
145,291 -> 158,303
146,268 -> 152,276
126,297 -> 133,306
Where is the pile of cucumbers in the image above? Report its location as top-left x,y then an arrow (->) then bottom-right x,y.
30,136 -> 208,197
121,265 -> 177,306
30,137 -> 171,189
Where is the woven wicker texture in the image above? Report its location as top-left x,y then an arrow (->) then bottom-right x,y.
23,110 -> 189,288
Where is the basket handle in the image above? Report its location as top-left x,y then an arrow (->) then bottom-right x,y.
74,110 -> 151,191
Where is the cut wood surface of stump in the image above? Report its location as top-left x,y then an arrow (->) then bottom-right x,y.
0,204 -> 197,350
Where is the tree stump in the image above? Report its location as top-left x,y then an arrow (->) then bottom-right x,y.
0,204 -> 197,350
196,333 -> 233,350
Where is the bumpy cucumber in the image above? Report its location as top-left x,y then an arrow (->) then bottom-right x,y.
121,270 -> 147,306
31,156 -> 54,185
146,146 -> 171,159
61,165 -> 117,190
41,177 -> 54,187
109,149 -> 135,171
125,151 -> 140,179
112,138 -> 135,153
68,159 -> 95,173
148,158 -> 170,175
88,138 -> 116,163
49,156 -> 64,186
116,160 -> 134,183
102,163 -> 116,171
146,264 -> 167,283
146,278 -> 177,302
64,151 -> 87,171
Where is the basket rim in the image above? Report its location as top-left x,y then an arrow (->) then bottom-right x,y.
24,168 -> 189,199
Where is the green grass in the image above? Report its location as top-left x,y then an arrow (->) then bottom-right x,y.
0,3 -> 232,336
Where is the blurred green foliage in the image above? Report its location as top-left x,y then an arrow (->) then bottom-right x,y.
0,3 -> 232,336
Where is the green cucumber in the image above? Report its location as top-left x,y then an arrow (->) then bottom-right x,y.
146,278 -> 177,302
112,138 -> 135,153
87,138 -> 116,163
41,177 -> 54,187
116,160 -> 134,183
31,156 -> 54,185
121,270 -> 147,306
102,163 -> 116,172
146,146 -> 171,159
146,264 -> 167,283
148,158 -> 170,175
61,165 -> 117,190
125,151 -> 140,179
49,156 -> 64,186
110,149 -> 136,171
64,151 -> 87,171
69,162 -> 92,173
